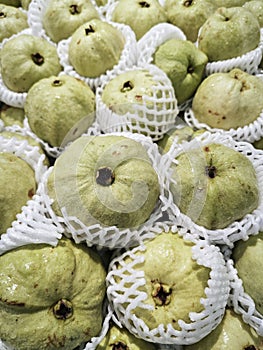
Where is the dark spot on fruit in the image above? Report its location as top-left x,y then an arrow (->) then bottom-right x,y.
135,95 -> 142,101
222,116 -> 226,120
205,165 -> 217,178
224,17 -> 230,21
139,1 -> 150,7
152,282 -> 172,306
53,299 -> 73,320
34,283 -> 38,288
77,39 -> 81,45
183,0 -> 193,6
110,341 -> 128,349
31,52 -> 44,66
0,11 -> 6,18
28,188 -> 35,198
244,346 -> 256,350
85,25 -> 95,35
96,167 -> 115,186
52,79 -> 63,87
0,298 -> 25,307
69,4 -> 80,14
121,80 -> 134,92
187,66 -> 194,74
204,146 -> 210,152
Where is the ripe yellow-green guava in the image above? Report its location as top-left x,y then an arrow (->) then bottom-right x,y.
24,74 -> 96,148
0,103 -> 25,127
0,4 -> 28,43
97,323 -> 157,349
47,135 -> 160,229
0,152 -> 36,235
42,0 -> 100,43
232,231 -> 263,315
68,19 -> 125,78
116,231 -> 211,331
170,143 -> 259,230
185,308 -> 263,350
0,237 -> 106,350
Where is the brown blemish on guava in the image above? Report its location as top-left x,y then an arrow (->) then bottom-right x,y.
53,298 -> 73,320
31,52 -> 44,66
1,299 -> 25,307
135,95 -> 142,101
110,341 -> 128,349
47,334 -> 66,347
69,4 -> 80,14
85,25 -> 95,35
28,188 -> 35,199
139,1 -> 150,7
151,281 -> 172,306
204,146 -> 210,152
96,167 -> 115,186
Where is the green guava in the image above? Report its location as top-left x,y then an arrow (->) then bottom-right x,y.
42,0 -> 100,43
198,7 -> 260,62
0,34 -> 62,92
0,237 -> 106,350
0,0 -> 20,7
152,38 -> 208,105
111,0 -> 168,40
0,4 -> 28,43
47,135 -> 160,229
97,323 -> 157,349
243,1 -> 263,27
170,143 -> 259,230
0,152 -> 36,235
116,231 -> 210,331
192,68 -> 263,130
24,74 -> 96,148
68,19 -> 125,78
232,231 -> 263,315
0,103 -> 25,127
253,138 -> 263,150
185,308 -> 263,350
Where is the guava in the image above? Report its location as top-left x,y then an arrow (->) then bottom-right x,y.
42,0 -> 100,43
232,231 -> 263,315
1,34 -> 62,93
0,237 -> 106,350
253,137 -> 263,150
185,308 -> 263,350
243,0 -> 263,27
97,323 -> 157,349
24,74 -> 96,148
47,135 -> 160,229
192,68 -> 263,130
116,231 -> 211,331
0,103 -> 25,127
111,0 -> 168,40
170,143 -> 259,230
152,38 -> 208,105
0,152 -> 36,235
68,19 -> 125,78
0,4 -> 28,43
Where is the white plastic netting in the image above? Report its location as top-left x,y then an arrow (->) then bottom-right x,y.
106,221 -> 230,345
159,131 -> 263,248
96,64 -> 178,141
57,20 -> 138,91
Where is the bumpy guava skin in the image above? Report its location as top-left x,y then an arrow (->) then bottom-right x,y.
232,232 -> 263,315
192,69 -> 263,130
0,238 -> 106,350
185,308 -> 263,349
0,103 -> 25,127
153,39 -> 208,105
111,0 -> 168,40
68,19 -> 125,78
47,135 -> 160,229
0,152 -> 36,235
24,75 -> 96,148
170,143 -> 259,230
97,323 -> 157,349
0,4 -> 28,42
119,231 -> 210,331
42,0 -> 100,43
243,1 -> 263,27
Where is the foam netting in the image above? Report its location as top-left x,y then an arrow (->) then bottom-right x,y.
37,131 -> 171,250
197,28 -> 263,76
27,0 -> 104,41
0,133 -> 63,255
226,255 -> 263,337
159,131 -> 263,248
184,103 -> 263,145
0,28 -> 34,109
106,221 -> 230,346
57,20 -> 138,91
96,63 -> 178,141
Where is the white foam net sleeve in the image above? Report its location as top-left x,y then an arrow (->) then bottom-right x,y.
106,222 -> 230,345
0,28 -> 34,108
27,0 -> 104,41
184,105 -> 263,144
0,134 -> 64,255
198,29 -> 263,76
159,131 -> 263,248
136,23 -> 186,66
38,132 -> 171,250
227,257 -> 263,336
96,64 -> 178,141
57,21 -> 138,92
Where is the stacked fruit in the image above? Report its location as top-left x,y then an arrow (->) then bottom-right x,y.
1,0 -> 263,349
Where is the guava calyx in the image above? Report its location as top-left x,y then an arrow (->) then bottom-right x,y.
0,11 -> 6,18
244,346 -> 257,350
110,341 -> 128,350
139,1 -> 150,8
85,24 -> 95,35
31,52 -> 44,66
53,298 -> 73,320
184,0 -> 193,6
69,4 -> 81,14
151,281 -> 172,306
121,81 -> 134,93
205,165 -> 217,179
52,79 -> 63,87
96,167 -> 115,186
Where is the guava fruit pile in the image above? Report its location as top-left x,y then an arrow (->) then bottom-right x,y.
1,0 -> 263,349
